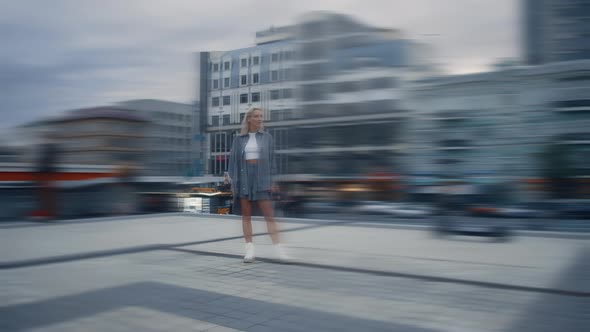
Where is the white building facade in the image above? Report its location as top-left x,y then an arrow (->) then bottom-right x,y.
197,13 -> 431,176
117,100 -> 197,176
198,27 -> 297,175
408,59 -> 590,195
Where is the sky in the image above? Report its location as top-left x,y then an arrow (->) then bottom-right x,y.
0,0 -> 519,129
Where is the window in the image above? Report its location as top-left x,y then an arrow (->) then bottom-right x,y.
240,113 -> 246,123
302,84 -> 323,100
282,88 -> 293,99
212,97 -> 220,107
212,115 -> 219,126
271,110 -> 280,121
335,81 -> 357,93
367,78 -> 392,89
252,73 -> 259,84
301,63 -> 325,80
223,96 -> 231,106
251,92 -> 260,102
271,70 -> 279,81
213,79 -> 219,89
213,63 -> 219,72
222,115 -> 230,125
224,61 -> 230,71
211,132 -> 229,165
270,90 -> 280,100
224,77 -> 230,88
283,109 -> 293,120
284,68 -> 294,80
241,75 -> 248,86
284,51 -> 294,60
271,53 -> 279,62
240,93 -> 248,104
252,56 -> 260,66
241,58 -> 248,68
269,128 -> 287,150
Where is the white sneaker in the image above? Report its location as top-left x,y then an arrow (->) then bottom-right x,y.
274,243 -> 292,263
243,242 -> 255,263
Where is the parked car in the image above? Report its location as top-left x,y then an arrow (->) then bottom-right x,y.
552,199 -> 590,219
433,214 -> 511,241
468,203 -> 544,219
496,204 -> 545,219
354,201 -> 396,215
432,190 -> 512,241
390,202 -> 434,218
304,200 -> 352,215
354,201 -> 433,218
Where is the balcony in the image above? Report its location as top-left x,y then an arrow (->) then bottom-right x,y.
558,133 -> 590,145
553,99 -> 590,112
433,111 -> 469,122
437,139 -> 472,151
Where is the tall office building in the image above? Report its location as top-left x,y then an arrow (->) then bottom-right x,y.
197,26 -> 297,176
197,12 -> 430,176
524,0 -> 590,64
287,12 -> 429,176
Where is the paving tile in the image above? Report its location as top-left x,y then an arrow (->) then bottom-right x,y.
1,214 -> 588,332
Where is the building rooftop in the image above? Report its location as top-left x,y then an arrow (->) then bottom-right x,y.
59,107 -> 149,123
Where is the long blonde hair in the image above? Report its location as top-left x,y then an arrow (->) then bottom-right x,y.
240,107 -> 265,135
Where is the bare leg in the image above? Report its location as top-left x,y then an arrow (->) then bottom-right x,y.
258,199 -> 280,244
240,198 -> 253,243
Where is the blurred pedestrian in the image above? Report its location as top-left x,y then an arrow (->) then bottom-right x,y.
217,172 -> 233,214
30,132 -> 60,220
217,172 -> 232,192
112,164 -> 138,215
228,107 -> 290,263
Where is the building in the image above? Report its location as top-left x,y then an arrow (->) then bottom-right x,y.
197,25 -> 297,176
197,12 -> 432,177
524,0 -> 590,65
195,10 -> 589,200
117,100 -> 199,176
408,59 -> 590,198
286,12 -> 431,176
0,126 -> 40,164
44,107 -> 149,168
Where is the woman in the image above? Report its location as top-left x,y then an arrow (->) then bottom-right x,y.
228,107 -> 289,263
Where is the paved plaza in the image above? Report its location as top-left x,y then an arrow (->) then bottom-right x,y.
0,214 -> 588,331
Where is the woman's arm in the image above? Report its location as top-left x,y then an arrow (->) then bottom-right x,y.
228,135 -> 240,183
268,134 -> 279,192
268,134 -> 277,177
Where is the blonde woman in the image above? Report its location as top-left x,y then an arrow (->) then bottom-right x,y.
228,108 -> 289,263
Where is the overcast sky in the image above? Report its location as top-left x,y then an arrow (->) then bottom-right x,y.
0,0 -> 519,129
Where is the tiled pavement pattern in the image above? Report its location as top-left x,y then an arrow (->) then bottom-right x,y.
0,214 -> 588,331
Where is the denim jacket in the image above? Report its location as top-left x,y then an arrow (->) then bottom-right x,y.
227,130 -> 277,197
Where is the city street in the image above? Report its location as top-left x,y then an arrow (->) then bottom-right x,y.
0,213 -> 588,332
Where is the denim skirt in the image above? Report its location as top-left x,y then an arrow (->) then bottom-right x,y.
243,162 -> 272,201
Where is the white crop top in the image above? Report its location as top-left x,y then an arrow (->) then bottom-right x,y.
244,132 -> 260,160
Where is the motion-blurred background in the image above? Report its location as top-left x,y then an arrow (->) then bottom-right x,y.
1,0 -> 589,227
